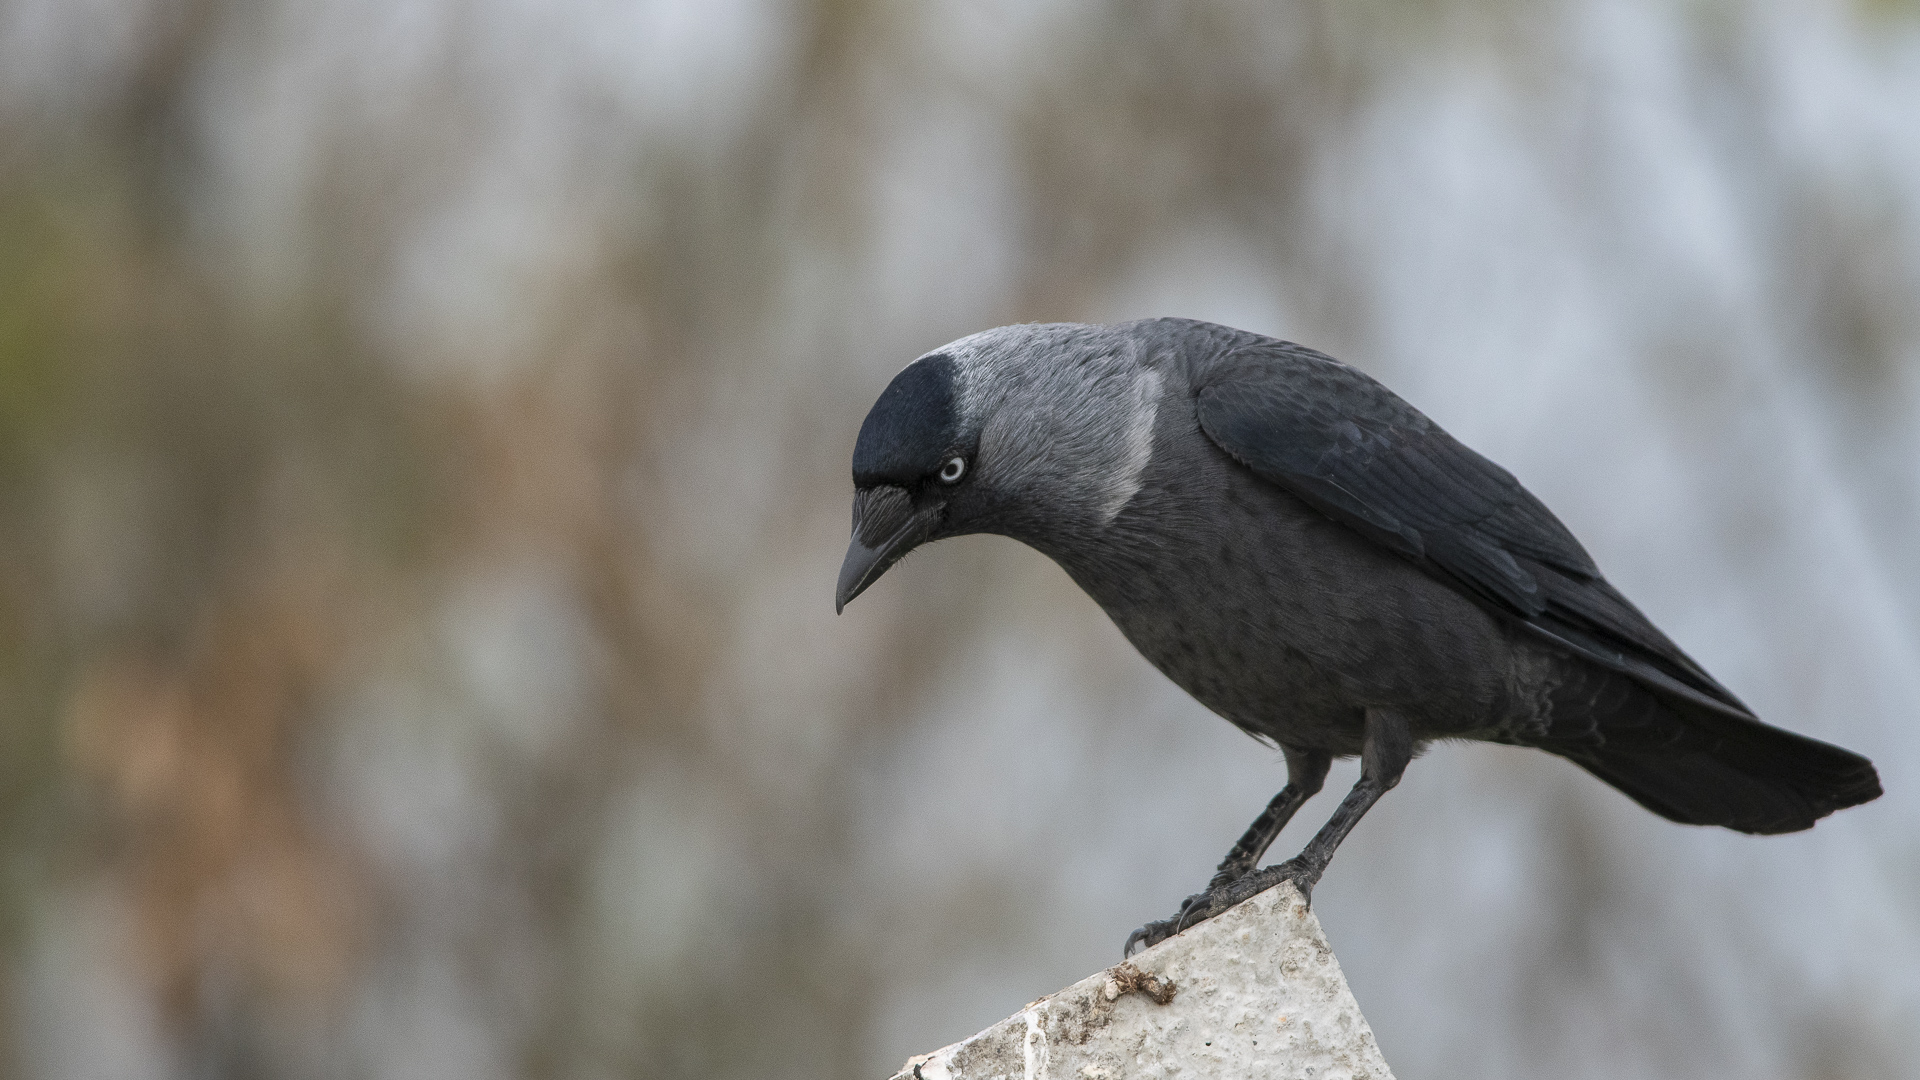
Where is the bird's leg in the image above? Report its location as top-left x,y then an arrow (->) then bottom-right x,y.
1205,747 -> 1331,890
1126,711 -> 1410,956
1255,709 -> 1411,903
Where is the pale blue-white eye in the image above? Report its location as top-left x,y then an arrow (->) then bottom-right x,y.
938,456 -> 967,484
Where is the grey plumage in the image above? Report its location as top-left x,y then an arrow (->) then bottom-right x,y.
837,317 -> 1881,953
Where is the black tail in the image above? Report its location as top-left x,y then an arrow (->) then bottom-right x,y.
1539,671 -> 1881,835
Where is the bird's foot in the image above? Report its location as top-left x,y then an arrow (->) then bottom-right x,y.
1123,858 -> 1318,957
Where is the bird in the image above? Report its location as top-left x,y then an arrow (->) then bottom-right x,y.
834,317 -> 1882,956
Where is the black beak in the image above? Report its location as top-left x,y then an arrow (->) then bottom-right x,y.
836,485 -> 940,613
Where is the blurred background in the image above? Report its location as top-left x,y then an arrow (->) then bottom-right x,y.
1,0 -> 1917,1077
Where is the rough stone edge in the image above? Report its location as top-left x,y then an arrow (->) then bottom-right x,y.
889,882 -> 1393,1080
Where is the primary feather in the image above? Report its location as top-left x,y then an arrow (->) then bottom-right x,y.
1178,321 -> 1879,831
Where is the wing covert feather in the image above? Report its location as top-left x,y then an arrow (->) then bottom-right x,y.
1192,340 -> 1751,719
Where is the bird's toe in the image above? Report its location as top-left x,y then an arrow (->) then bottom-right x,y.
1236,857 -> 1316,907
1121,889 -> 1228,957
1122,922 -> 1166,957
1122,860 -> 1320,956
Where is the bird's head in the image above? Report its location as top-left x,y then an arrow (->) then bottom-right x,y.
835,322 -> 1165,612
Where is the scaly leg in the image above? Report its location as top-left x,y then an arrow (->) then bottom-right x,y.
1126,710 -> 1410,956
1207,746 -> 1331,889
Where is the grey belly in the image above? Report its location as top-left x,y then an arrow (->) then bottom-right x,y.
1062,465 -> 1538,755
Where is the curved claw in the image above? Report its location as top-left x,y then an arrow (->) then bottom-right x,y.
1124,916 -> 1181,958
1123,890 -> 1210,957
1121,860 -> 1321,957
1171,892 -> 1209,933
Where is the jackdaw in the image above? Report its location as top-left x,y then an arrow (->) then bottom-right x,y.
835,318 -> 1881,955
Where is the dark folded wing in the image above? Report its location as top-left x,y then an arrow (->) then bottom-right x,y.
1193,339 -> 1753,723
